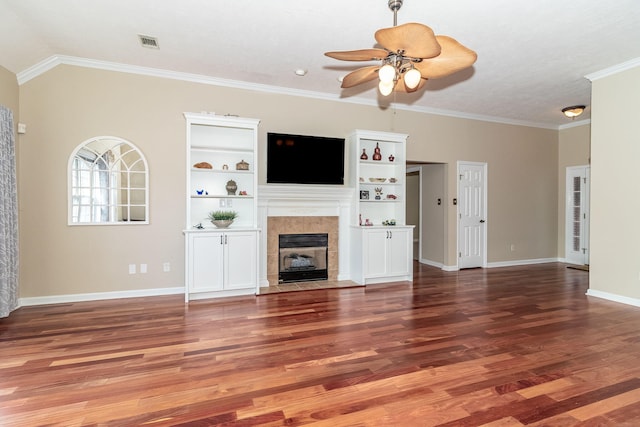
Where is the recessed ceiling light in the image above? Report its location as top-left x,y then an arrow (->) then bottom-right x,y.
294,69 -> 307,76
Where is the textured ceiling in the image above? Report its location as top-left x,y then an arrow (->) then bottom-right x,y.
1,0 -> 639,128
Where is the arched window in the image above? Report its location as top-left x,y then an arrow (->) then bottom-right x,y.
68,136 -> 148,224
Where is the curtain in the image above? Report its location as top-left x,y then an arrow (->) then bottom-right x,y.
0,105 -> 18,318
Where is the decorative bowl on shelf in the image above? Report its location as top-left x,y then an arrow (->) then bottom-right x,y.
369,177 -> 386,183
193,161 -> 212,169
389,177 -> 397,183
207,210 -> 238,228
211,219 -> 234,228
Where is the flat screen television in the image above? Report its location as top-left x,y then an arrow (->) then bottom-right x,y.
267,132 -> 345,185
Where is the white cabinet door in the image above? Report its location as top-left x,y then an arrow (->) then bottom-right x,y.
224,231 -> 258,290
363,229 -> 389,278
189,233 -> 224,293
361,227 -> 413,282
387,228 -> 411,277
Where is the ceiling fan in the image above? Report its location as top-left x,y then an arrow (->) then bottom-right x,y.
325,0 -> 477,96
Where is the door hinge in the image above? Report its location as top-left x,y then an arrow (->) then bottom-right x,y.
459,174 -> 464,180
459,252 -> 462,258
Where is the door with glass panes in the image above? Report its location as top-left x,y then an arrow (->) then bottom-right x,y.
565,166 -> 590,265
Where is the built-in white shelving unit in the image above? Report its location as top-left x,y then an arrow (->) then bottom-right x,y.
348,129 -> 414,285
183,113 -> 260,301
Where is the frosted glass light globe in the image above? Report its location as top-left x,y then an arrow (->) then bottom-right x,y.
379,80 -> 394,96
378,64 -> 396,83
404,68 -> 422,89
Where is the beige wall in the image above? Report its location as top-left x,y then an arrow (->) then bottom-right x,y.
18,64 -> 561,298
420,163 -> 446,265
557,124 -> 591,257
0,66 -> 19,116
400,116 -> 559,265
589,64 -> 640,299
405,170 -> 420,259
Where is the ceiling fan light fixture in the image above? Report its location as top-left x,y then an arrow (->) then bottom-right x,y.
324,0 -> 477,97
379,64 -> 396,83
562,105 -> 586,119
379,80 -> 394,96
404,68 -> 421,89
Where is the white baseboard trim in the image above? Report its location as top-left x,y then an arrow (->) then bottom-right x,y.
418,258 -> 458,271
419,257 -> 560,271
419,258 -> 444,269
19,287 -> 185,307
487,258 -> 559,268
586,289 -> 640,308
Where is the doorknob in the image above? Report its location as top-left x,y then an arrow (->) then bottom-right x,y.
479,219 -> 486,223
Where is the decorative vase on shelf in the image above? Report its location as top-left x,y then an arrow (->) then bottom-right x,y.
225,180 -> 237,195
372,143 -> 382,161
388,154 -> 395,162
360,149 -> 368,160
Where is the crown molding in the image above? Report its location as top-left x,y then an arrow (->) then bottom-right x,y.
585,57 -> 640,81
16,56 -> 62,85
558,118 -> 591,130
18,55 -> 561,130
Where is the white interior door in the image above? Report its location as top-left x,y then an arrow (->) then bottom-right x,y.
458,162 -> 487,269
565,166 -> 590,265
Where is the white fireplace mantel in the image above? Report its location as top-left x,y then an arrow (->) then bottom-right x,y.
257,184 -> 355,286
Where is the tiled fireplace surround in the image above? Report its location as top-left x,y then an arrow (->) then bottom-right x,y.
258,185 -> 354,287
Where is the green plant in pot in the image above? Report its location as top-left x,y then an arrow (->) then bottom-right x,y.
207,210 -> 238,228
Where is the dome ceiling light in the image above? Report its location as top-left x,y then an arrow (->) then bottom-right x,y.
562,105 -> 586,119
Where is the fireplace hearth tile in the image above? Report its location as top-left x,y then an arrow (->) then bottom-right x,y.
258,280 -> 363,295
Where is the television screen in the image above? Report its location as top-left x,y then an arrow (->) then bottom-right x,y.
267,133 -> 345,185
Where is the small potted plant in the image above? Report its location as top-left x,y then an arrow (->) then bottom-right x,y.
207,210 -> 238,228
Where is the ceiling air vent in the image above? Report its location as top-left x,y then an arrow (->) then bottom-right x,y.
138,34 -> 159,49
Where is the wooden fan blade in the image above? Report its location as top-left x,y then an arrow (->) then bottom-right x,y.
340,65 -> 380,88
324,48 -> 389,61
375,23 -> 441,59
414,35 -> 477,79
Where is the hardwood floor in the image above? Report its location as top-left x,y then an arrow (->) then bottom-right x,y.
2,262 -> 640,426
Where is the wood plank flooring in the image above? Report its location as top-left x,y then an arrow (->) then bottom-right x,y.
2,262 -> 640,426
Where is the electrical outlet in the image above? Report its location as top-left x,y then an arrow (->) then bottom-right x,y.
140,264 -> 147,274
128,264 -> 136,274
227,198 -> 232,207
163,262 -> 171,272
219,199 -> 226,207
510,244 -> 516,252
